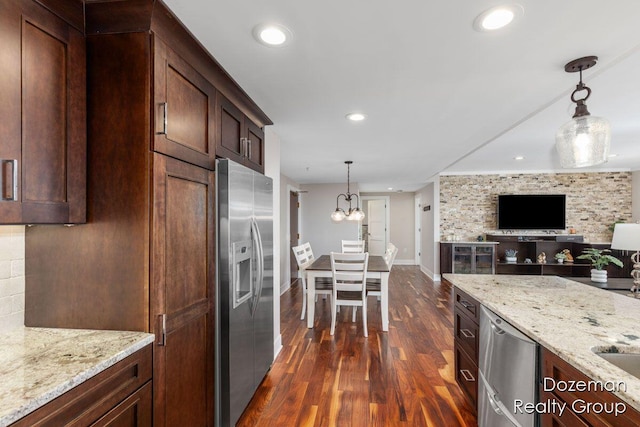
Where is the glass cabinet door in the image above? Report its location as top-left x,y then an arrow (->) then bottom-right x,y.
475,245 -> 495,274
453,245 -> 473,273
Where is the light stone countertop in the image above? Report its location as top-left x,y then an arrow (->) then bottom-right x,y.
444,274 -> 640,412
0,327 -> 155,427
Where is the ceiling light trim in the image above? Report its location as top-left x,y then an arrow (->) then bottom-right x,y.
473,4 -> 524,32
252,23 -> 293,47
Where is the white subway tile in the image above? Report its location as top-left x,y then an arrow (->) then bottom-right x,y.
0,312 -> 23,333
12,294 -> 25,312
11,259 -> 24,277
0,261 -> 10,279
0,297 -> 12,316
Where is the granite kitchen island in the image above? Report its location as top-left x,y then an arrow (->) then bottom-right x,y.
444,273 -> 640,414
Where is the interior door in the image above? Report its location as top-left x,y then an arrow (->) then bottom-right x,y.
289,191 -> 299,284
152,153 -> 215,427
368,199 -> 386,256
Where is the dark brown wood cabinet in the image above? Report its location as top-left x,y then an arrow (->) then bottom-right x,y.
453,286 -> 480,408
0,0 -> 86,224
540,347 -> 640,427
11,345 -> 152,427
154,36 -> 217,170
217,94 -> 265,172
24,3 -> 271,426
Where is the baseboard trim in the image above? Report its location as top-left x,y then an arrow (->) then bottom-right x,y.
280,280 -> 291,296
273,334 -> 283,360
420,265 -> 441,281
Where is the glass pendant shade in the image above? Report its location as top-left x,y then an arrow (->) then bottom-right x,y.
555,115 -> 610,168
331,209 -> 346,222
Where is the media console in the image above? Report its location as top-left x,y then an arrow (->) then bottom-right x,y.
485,234 -> 630,278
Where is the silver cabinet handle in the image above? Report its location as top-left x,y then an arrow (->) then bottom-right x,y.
460,328 -> 475,339
158,102 -> 168,135
246,138 -> 252,159
0,159 -> 18,201
460,300 -> 473,309
460,369 -> 475,382
158,313 -> 167,346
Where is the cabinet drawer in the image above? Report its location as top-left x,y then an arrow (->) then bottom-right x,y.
541,348 -> 640,427
454,309 -> 478,361
12,345 -> 152,427
538,390 -> 589,427
454,287 -> 479,323
455,345 -> 478,407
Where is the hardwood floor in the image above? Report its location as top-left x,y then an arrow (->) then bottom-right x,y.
237,266 -> 477,426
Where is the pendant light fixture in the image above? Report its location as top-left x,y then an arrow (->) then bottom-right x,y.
555,56 -> 611,168
330,161 -> 365,222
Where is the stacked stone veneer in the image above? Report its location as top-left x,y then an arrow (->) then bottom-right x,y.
440,172 -> 632,243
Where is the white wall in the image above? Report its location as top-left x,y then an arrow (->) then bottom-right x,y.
264,127 -> 282,358
0,226 -> 25,333
633,171 -> 640,222
416,180 -> 439,280
300,183 -> 360,255
361,192 -> 415,264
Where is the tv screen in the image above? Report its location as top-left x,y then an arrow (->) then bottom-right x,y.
497,194 -> 566,230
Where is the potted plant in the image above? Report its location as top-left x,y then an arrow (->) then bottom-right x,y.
505,249 -> 518,263
576,248 -> 623,283
554,252 -> 567,264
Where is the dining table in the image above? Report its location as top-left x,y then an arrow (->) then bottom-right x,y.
305,254 -> 391,331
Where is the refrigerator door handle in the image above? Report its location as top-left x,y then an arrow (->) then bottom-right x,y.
250,217 -> 264,318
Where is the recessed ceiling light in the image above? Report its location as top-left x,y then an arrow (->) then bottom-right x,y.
387,187 -> 393,191
473,4 -> 524,31
252,23 -> 293,47
608,154 -> 618,158
346,112 -> 367,122
514,156 -> 525,160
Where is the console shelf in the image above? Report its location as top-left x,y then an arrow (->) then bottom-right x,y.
486,234 -> 630,278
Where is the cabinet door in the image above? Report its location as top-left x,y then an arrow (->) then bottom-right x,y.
216,94 -> 245,163
216,94 -> 266,173
154,37 -> 216,170
151,154 -> 215,427
0,0 -> 86,224
90,383 -> 152,427
245,119 -> 265,172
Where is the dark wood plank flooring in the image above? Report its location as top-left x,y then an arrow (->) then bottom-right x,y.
238,266 -> 477,426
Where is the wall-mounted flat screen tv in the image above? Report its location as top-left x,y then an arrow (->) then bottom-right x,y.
497,194 -> 566,230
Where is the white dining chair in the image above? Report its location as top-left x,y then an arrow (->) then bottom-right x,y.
292,242 -> 332,320
367,243 -> 397,300
341,239 -> 365,253
330,251 -> 369,337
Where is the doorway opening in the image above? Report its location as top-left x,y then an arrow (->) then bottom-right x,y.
360,196 -> 390,256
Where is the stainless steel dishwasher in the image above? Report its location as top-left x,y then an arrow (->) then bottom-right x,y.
478,305 -> 538,427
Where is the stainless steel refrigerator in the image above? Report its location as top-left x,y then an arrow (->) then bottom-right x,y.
216,159 -> 274,427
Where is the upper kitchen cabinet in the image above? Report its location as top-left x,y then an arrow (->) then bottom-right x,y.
154,37 -> 217,170
0,0 -> 86,224
85,0 -> 271,172
218,94 -> 265,173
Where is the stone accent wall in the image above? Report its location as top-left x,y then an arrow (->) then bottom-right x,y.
440,172 -> 632,243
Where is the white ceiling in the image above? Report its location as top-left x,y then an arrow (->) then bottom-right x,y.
164,0 -> 640,191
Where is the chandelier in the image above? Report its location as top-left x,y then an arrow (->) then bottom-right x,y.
330,161 -> 365,222
555,56 -> 611,168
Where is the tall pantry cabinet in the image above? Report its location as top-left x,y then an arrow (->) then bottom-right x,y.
25,2 -> 272,426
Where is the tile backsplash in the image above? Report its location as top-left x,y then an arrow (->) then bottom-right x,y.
0,226 -> 25,333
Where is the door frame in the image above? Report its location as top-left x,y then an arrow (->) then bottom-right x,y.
360,195 -> 390,254
284,184 -> 303,294
415,195 -> 422,265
